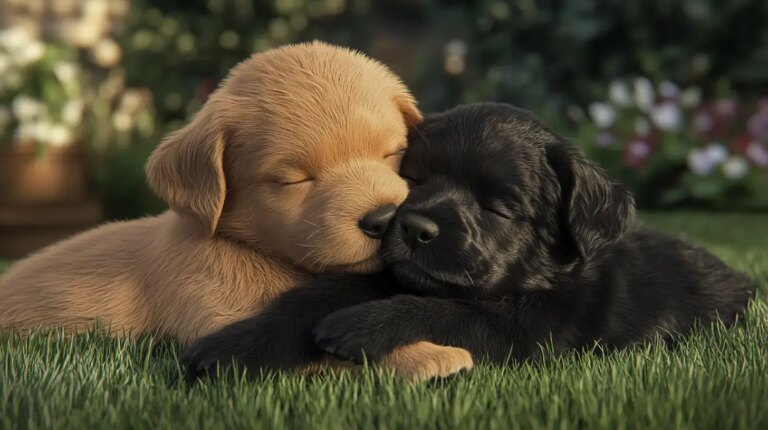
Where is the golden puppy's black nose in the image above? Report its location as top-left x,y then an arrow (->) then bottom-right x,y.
359,204 -> 397,239
400,213 -> 439,249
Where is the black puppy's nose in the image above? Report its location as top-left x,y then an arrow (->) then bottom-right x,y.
359,204 -> 397,239
400,213 -> 439,249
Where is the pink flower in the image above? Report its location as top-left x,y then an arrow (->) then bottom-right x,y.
748,109 -> 768,140
746,142 -> 768,168
714,98 -> 739,118
623,138 -> 654,168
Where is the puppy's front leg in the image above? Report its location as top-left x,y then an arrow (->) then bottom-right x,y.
182,274 -> 393,379
183,273 -> 474,383
314,293 -> 554,365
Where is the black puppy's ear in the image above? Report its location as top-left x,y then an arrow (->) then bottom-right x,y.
545,140 -> 635,260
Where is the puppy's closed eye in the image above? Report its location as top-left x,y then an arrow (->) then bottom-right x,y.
385,146 -> 408,159
271,172 -> 315,187
279,178 -> 314,186
481,202 -> 512,220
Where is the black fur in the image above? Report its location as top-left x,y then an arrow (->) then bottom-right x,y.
183,103 -> 757,376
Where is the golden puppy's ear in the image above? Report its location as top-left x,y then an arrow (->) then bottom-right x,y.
394,92 -> 423,127
145,106 -> 226,236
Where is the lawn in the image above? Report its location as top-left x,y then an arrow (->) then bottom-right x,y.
1,212 -> 767,430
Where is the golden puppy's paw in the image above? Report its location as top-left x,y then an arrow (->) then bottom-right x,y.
379,341 -> 474,383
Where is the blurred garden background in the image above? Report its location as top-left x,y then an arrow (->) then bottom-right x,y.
0,0 -> 767,257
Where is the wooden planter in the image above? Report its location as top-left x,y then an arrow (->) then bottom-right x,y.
0,142 -> 102,258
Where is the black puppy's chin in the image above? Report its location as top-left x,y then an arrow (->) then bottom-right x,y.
382,229 -> 484,299
388,261 -> 478,299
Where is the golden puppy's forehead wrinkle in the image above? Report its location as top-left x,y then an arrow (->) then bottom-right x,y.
236,107 -> 404,176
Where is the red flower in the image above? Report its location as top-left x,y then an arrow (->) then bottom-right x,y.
731,134 -> 752,155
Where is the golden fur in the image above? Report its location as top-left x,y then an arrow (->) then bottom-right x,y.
0,42 -> 472,380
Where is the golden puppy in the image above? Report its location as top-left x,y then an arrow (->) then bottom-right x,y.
0,42 -> 472,381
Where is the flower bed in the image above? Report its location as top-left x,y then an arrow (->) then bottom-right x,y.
575,78 -> 768,209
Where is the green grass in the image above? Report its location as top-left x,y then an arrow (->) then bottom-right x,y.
2,212 -> 767,430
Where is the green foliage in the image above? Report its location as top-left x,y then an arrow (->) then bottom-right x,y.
1,213 -> 767,429
103,0 -> 768,218
120,0 -> 768,121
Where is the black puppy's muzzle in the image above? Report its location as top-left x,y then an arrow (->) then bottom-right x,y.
399,213 -> 439,249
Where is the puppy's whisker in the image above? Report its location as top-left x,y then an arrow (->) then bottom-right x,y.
303,219 -> 320,228
306,228 -> 322,241
463,269 -> 475,287
294,247 -> 319,270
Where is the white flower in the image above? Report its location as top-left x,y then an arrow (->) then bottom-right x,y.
588,102 -> 617,128
0,27 -> 33,52
681,87 -> 702,108
687,149 -> 715,176
15,123 -> 37,141
47,124 -> 74,147
634,117 -> 651,136
11,95 -> 45,121
650,101 -> 682,131
31,120 -> 54,144
443,39 -> 467,75
62,99 -> 84,126
54,62 -> 79,83
608,80 -> 632,107
444,39 -> 468,57
91,38 -> 122,68
112,111 -> 133,132
15,40 -> 45,65
746,142 -> 768,167
658,81 -> 681,99
634,77 -> 655,112
120,90 -> 147,112
705,142 -> 728,165
722,156 -> 749,179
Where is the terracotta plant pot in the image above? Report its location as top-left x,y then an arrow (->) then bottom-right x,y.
0,142 -> 102,258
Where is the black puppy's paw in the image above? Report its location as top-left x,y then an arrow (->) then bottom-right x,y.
313,306 -> 392,363
181,335 -> 242,382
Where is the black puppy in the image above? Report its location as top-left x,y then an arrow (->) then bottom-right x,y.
183,103 -> 757,375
